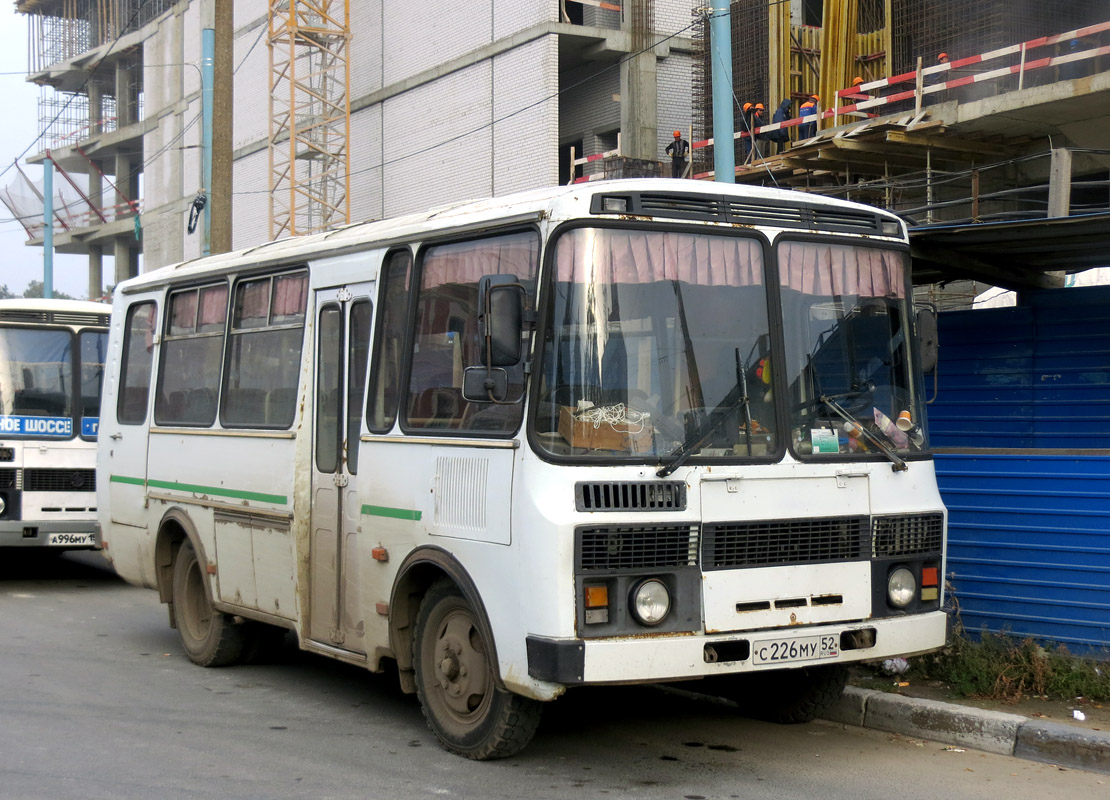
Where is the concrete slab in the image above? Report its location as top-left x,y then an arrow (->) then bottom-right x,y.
1015,720 -> 1110,774
861,691 -> 1026,756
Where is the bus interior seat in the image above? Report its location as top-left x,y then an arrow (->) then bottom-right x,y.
224,388 -> 266,423
266,387 -> 296,426
409,387 -> 462,428
185,388 -> 216,424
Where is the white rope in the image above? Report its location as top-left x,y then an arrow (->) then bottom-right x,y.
573,402 -> 648,434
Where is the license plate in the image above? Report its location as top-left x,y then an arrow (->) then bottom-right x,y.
752,634 -> 839,665
47,533 -> 95,547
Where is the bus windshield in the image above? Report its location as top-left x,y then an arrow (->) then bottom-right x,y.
778,241 -> 927,459
0,326 -> 108,437
536,227 -> 777,460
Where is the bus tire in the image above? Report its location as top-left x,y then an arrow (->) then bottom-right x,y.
413,580 -> 541,760
730,664 -> 849,724
171,539 -> 248,667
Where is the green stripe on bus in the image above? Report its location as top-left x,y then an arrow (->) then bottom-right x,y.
112,475 -> 287,506
362,504 -> 422,521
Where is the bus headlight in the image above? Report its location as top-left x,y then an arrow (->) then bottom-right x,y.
0,495 -> 5,515
887,567 -> 916,608
630,578 -> 670,626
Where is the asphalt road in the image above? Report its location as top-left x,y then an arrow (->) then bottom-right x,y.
1,551 -> 1106,800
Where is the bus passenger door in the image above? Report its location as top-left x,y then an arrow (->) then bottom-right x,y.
308,286 -> 373,651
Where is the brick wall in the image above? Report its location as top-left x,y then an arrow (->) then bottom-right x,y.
493,36 -> 560,194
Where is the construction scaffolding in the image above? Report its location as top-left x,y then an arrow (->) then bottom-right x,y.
18,0 -> 153,151
268,0 -> 351,240
18,0 -> 174,72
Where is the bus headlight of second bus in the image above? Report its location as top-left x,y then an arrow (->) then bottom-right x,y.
630,578 -> 671,626
887,567 -> 917,608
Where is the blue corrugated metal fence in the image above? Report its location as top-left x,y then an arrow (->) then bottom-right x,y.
929,287 -> 1110,654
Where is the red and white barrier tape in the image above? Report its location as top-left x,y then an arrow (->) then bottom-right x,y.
576,18 -> 1109,180
572,147 -> 621,167
567,0 -> 622,11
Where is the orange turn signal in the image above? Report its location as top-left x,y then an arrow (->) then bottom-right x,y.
584,585 -> 609,609
921,567 -> 939,587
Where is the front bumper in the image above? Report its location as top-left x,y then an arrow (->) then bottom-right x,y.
0,520 -> 101,549
527,611 -> 947,685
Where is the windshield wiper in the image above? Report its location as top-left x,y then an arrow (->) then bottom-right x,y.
818,394 -> 907,472
657,377 -> 749,478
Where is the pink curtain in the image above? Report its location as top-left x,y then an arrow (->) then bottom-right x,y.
555,229 -> 765,286
779,241 -> 906,298
199,285 -> 228,327
169,291 -> 197,333
421,233 -> 539,289
239,280 -> 270,322
273,272 -> 308,317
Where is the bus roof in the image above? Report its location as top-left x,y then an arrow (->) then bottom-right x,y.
0,297 -> 112,317
119,179 -> 904,293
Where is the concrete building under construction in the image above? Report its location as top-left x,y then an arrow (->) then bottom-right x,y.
9,0 -> 699,286
689,0 -> 1109,301
6,0 -> 1110,302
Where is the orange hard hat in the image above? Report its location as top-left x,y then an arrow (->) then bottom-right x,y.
755,102 -> 764,109
743,102 -> 752,111
673,130 -> 681,137
811,94 -> 819,101
852,76 -> 863,85
938,52 -> 948,61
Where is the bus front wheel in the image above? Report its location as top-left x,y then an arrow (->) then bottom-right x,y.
413,580 -> 541,759
172,539 -> 249,667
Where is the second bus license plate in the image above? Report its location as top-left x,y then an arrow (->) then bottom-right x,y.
752,634 -> 839,665
47,532 -> 94,547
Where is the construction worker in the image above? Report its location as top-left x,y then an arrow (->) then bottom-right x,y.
753,102 -> 768,150
770,97 -> 792,153
931,53 -> 951,104
740,102 -> 755,161
665,129 -> 690,178
798,95 -> 818,139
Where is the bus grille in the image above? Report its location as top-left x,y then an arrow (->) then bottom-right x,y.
575,481 -> 686,512
577,524 -> 699,571
0,309 -> 109,326
701,516 -> 869,570
22,468 -> 97,492
0,468 -> 17,489
873,513 -> 944,557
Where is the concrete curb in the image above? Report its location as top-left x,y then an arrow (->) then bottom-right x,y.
823,687 -> 1110,774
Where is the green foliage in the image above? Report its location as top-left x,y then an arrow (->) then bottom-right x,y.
912,629 -> 1110,703
22,280 -> 74,300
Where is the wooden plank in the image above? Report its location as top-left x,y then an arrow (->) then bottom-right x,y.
886,130 -> 1011,156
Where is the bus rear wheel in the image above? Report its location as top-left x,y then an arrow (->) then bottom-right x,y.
413,581 -> 541,760
172,539 -> 249,667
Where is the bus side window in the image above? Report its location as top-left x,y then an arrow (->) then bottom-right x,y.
367,250 -> 412,433
118,301 -> 158,425
156,284 -> 228,427
222,269 -> 308,429
404,231 -> 538,434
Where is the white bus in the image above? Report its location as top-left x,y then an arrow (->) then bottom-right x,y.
0,298 -> 110,551
98,179 -> 946,759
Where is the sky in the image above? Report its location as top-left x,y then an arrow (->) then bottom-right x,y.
0,3 -> 99,300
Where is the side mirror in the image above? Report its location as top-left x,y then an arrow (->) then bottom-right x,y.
916,307 -> 938,374
478,274 -> 524,367
462,366 -> 508,402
